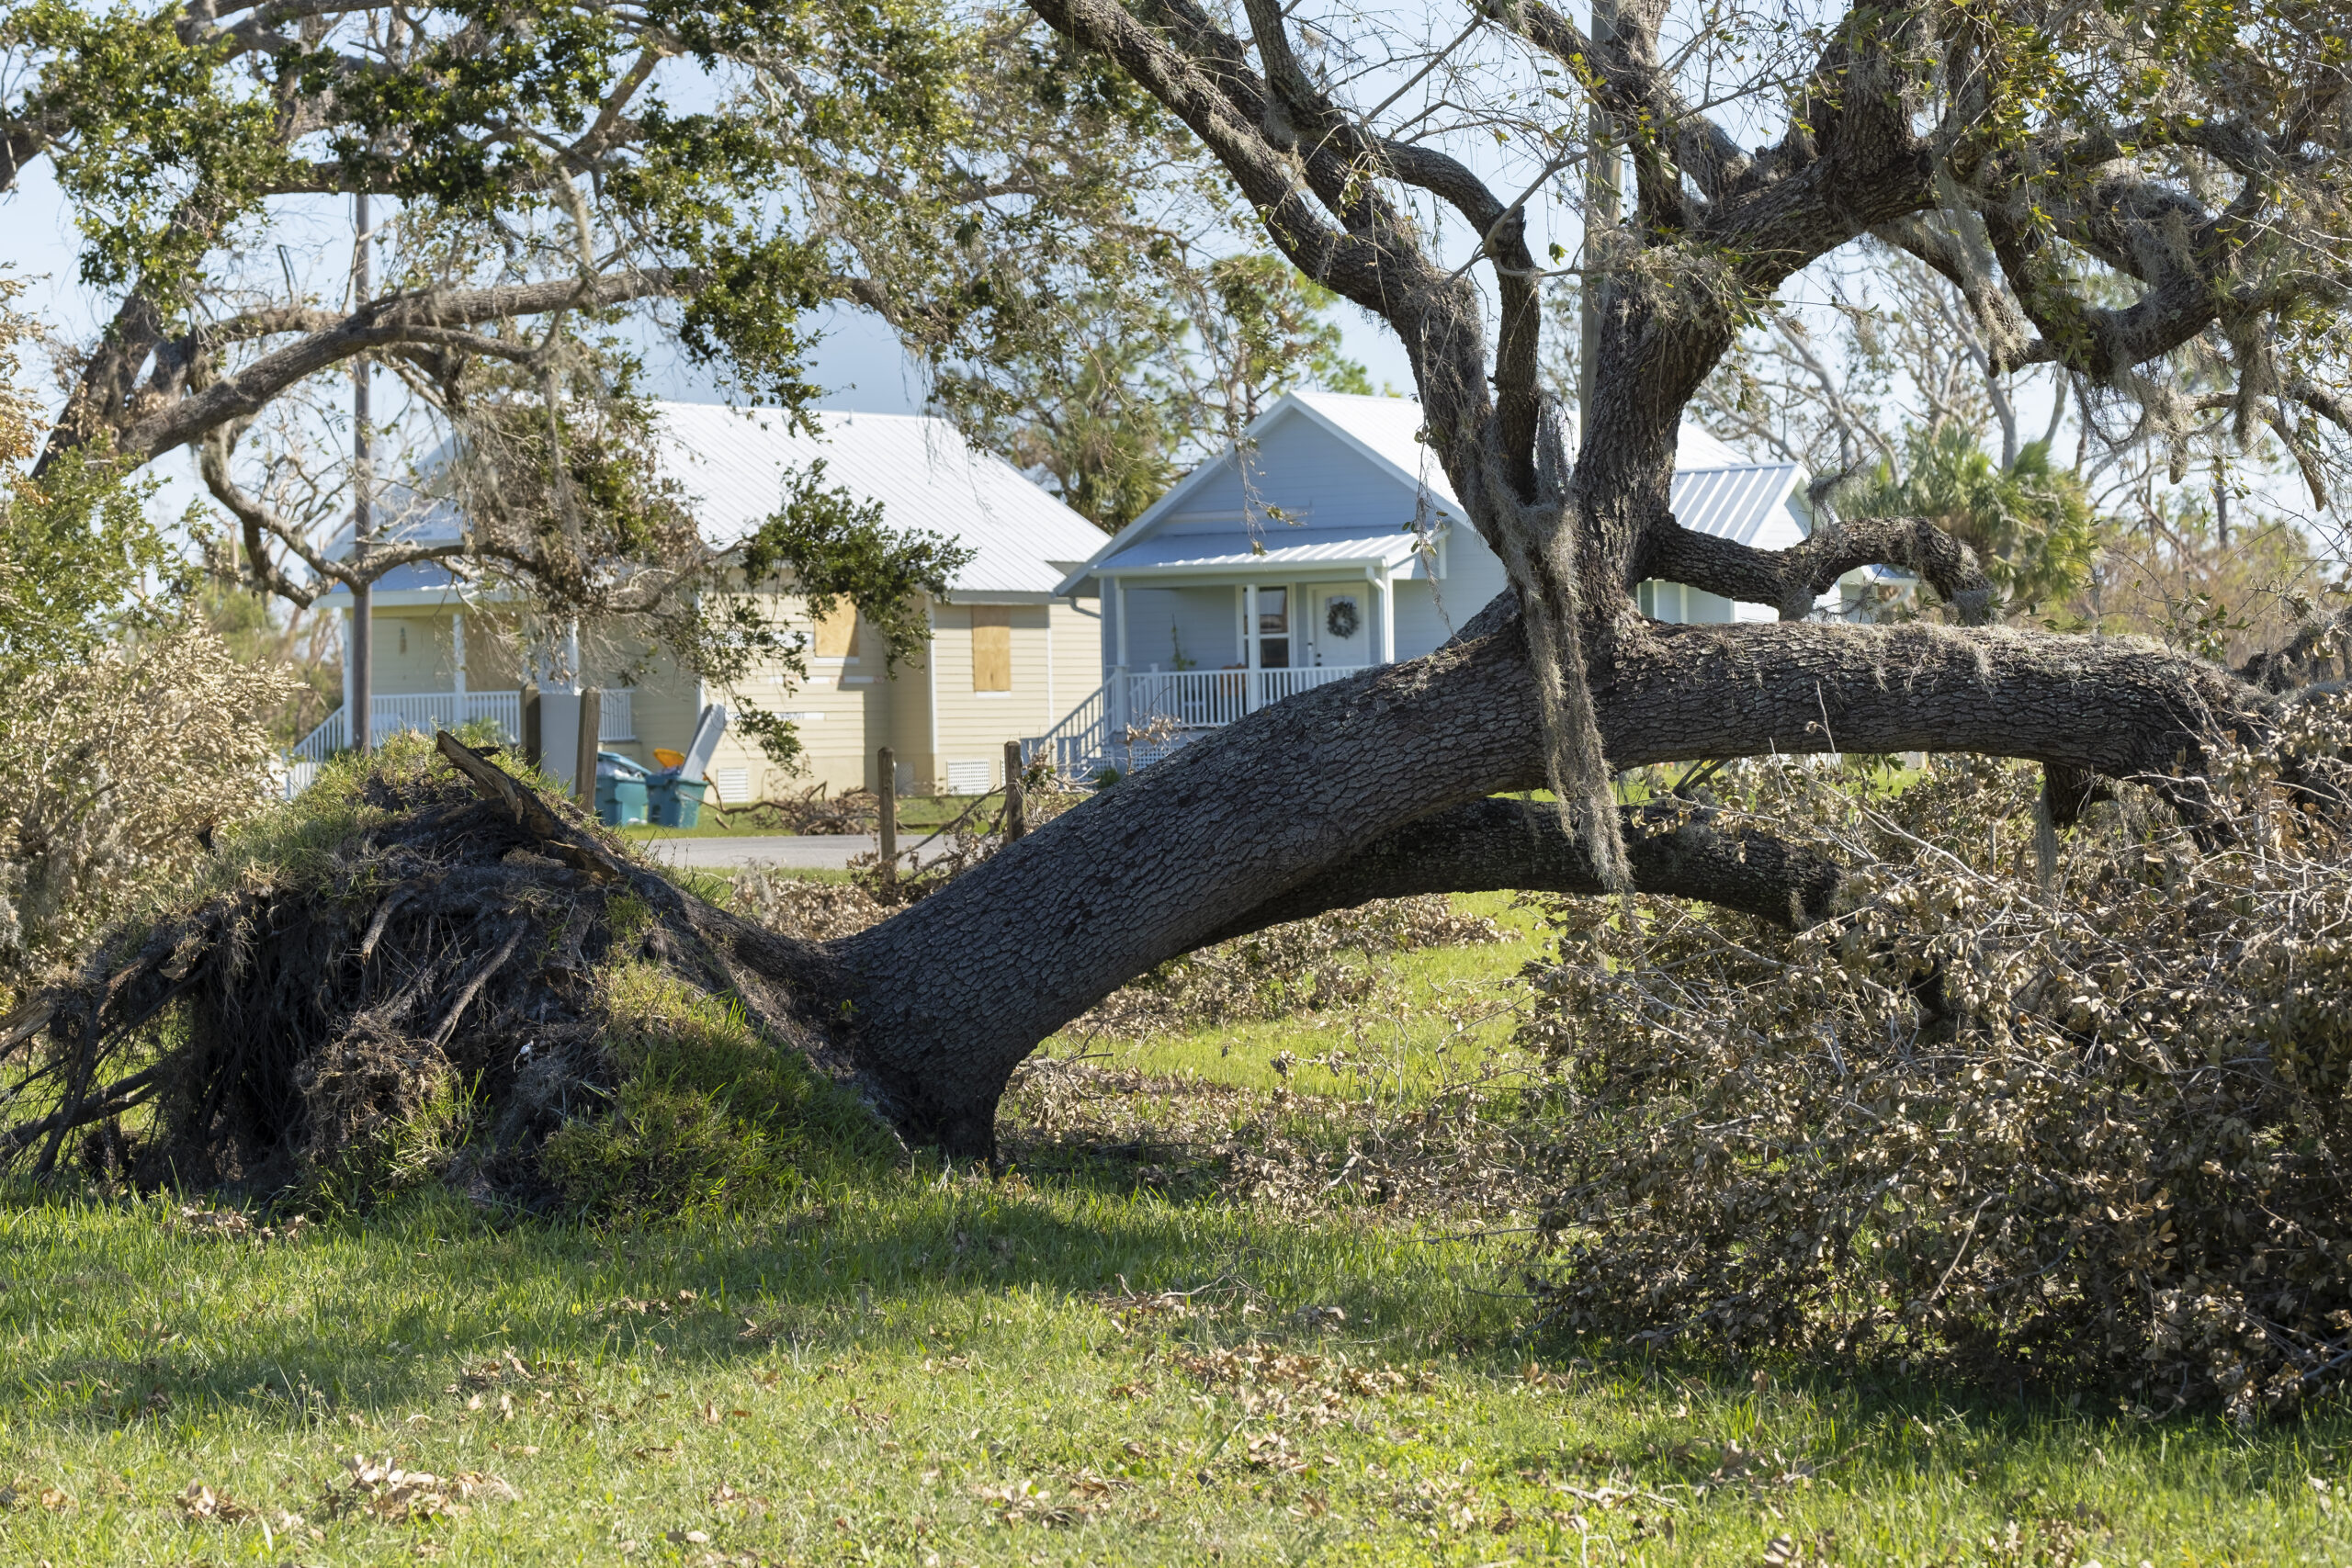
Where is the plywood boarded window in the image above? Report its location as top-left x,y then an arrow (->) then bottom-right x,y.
811,602 -> 859,659
970,605 -> 1012,691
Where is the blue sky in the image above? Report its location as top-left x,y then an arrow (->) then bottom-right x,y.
4,152 -> 1418,533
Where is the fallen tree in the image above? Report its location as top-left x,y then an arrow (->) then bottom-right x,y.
6,0 -> 2351,1174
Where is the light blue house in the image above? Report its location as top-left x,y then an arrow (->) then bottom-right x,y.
1031,391 -> 1819,775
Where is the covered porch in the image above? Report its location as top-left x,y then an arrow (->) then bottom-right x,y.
1033,527 -> 1430,778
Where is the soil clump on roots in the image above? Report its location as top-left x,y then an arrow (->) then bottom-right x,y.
0,734 -> 883,1212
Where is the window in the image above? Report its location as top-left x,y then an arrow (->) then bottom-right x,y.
1256,587 -> 1289,669
811,603 -> 859,659
970,605 -> 1012,691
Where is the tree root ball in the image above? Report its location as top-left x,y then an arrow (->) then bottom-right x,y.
4,734 -> 890,1213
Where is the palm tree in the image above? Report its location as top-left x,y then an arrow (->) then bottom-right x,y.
1847,423 -> 2107,621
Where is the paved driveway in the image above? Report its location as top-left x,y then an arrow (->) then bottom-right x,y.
637,833 -> 954,871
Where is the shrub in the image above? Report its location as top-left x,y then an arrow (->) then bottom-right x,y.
1523,724 -> 2352,1422
0,283 -> 294,998
0,624 -> 295,995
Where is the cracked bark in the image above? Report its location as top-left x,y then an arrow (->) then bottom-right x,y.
817,604 -> 2261,1154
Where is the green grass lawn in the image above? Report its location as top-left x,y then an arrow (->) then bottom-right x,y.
5,897 -> 2346,1566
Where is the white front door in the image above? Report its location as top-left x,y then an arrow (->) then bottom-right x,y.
1311,588 -> 1369,666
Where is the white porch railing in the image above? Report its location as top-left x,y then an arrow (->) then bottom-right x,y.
1023,681 -> 1113,780
284,688 -> 556,798
289,690 -> 527,765
1023,665 -> 1374,780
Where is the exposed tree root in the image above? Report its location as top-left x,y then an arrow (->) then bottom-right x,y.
0,735 -> 854,1203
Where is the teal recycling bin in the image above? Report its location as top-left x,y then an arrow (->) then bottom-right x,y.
650,774 -> 708,829
594,751 -> 650,826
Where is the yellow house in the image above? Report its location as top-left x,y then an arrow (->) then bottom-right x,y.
298,405 -> 1107,802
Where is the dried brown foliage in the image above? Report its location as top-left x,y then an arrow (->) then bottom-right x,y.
1524,724 -> 2352,1420
702,787 -> 879,837
727,874 -> 893,943
0,628 -> 295,993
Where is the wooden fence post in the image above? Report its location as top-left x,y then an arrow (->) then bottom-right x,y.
576,687 -> 601,809
1002,739 -> 1027,842
521,683 -> 542,769
876,746 -> 897,883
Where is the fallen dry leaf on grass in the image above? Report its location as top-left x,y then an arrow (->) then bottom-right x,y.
175,1482 -> 254,1522
326,1455 -> 518,1523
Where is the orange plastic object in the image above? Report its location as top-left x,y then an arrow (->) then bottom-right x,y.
652,748 -> 686,771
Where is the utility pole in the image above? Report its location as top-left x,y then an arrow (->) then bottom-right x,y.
350,188 -> 375,753
1577,0 -> 1622,427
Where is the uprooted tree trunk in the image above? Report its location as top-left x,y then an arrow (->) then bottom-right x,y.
5,601 -> 2262,1179
9,0 -> 2344,1177
821,607 -> 2258,1153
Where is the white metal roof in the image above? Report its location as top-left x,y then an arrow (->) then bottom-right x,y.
322,402 -> 1107,599
1668,462 -> 1807,546
1091,527 -> 1430,579
1055,389 -> 1803,594
647,403 -> 1107,595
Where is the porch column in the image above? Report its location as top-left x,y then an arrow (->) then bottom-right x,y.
451,613 -> 467,703
1376,570 -> 1396,665
1243,582 -> 1261,714
1108,577 -> 1129,744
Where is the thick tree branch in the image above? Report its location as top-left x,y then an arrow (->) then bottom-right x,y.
831,601 -> 2263,1150
2290,377 -> 2352,434
53,269 -> 691,468
1645,514 -> 1996,624
1204,797 -> 1845,942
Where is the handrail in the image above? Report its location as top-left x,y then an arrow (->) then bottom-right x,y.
1023,665 -> 1374,780
284,689 -> 531,793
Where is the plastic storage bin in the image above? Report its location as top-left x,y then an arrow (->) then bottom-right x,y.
649,774 -> 708,829
594,751 -> 650,827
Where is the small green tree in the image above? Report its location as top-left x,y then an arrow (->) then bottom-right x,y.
930,253 -> 1373,530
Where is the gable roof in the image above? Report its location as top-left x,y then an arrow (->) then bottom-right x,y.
1055,390 -> 1800,594
647,404 -> 1106,595
322,401 -> 1107,600
1078,526 -> 1433,581
1670,462 -> 1808,545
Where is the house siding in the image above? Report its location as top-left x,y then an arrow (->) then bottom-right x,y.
928,600 -> 1072,788
1154,403 -> 1448,538
364,611 -> 461,693
1116,584 -> 1244,671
